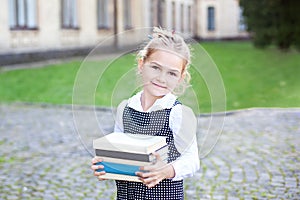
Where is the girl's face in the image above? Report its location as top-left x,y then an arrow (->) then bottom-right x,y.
138,50 -> 185,98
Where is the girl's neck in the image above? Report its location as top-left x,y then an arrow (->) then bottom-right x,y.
140,92 -> 163,111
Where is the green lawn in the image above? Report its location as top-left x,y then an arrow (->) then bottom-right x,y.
0,41 -> 299,113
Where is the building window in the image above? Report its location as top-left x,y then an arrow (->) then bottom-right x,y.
149,0 -> 155,27
157,0 -> 165,27
98,0 -> 110,29
61,0 -> 79,29
239,7 -> 247,31
187,5 -> 192,33
123,0 -> 132,29
207,6 -> 215,31
171,2 -> 176,30
9,0 -> 38,30
150,0 -> 165,27
180,4 -> 184,32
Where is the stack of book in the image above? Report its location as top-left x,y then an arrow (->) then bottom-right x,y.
93,132 -> 168,182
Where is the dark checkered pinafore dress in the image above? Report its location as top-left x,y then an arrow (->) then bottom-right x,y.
115,100 -> 184,200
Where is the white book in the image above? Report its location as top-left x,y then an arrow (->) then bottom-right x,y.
93,132 -> 167,154
95,144 -> 169,162
99,173 -> 142,182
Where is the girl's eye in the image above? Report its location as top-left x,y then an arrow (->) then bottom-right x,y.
150,65 -> 159,70
169,72 -> 179,77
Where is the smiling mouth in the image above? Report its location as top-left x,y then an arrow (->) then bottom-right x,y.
151,82 -> 167,89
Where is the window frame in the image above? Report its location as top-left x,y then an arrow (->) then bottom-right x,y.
171,1 -> 176,30
9,0 -> 38,30
123,0 -> 132,30
97,0 -> 110,30
157,0 -> 166,28
207,6 -> 215,31
187,5 -> 192,33
238,7 -> 247,32
180,4 -> 184,33
61,0 -> 79,29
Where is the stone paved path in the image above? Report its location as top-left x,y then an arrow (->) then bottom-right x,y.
0,103 -> 299,200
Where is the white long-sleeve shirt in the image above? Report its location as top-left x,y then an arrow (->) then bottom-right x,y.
114,91 -> 200,180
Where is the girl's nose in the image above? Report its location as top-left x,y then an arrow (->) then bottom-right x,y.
157,72 -> 167,83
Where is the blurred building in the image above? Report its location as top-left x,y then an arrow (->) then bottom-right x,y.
0,0 -> 248,65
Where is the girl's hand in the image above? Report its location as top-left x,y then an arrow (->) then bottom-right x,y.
136,152 -> 175,188
91,157 -> 107,181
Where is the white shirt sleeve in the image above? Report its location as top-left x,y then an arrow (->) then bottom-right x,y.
169,104 -> 200,180
113,100 -> 127,133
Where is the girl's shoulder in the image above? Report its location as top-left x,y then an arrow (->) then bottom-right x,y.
118,99 -> 128,108
172,103 -> 196,118
173,99 -> 182,106
116,100 -> 128,113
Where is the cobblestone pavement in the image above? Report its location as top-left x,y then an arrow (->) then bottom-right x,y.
0,103 -> 299,200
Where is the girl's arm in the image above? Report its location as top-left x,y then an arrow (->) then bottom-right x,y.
136,105 -> 200,187
169,105 -> 200,180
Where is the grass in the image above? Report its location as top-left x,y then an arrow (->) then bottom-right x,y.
0,61 -> 80,104
0,41 -> 299,113
202,41 -> 300,110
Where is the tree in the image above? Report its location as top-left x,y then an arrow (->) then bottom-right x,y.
240,0 -> 300,51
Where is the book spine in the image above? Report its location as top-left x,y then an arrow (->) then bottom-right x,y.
97,154 -> 168,166
95,149 -> 155,162
98,156 -> 153,166
95,145 -> 169,162
96,161 -> 148,176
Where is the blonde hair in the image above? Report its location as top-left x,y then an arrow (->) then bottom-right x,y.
137,27 -> 192,95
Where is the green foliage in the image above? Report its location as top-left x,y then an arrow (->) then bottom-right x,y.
240,0 -> 300,50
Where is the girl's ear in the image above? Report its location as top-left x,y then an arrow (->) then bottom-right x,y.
179,71 -> 186,83
137,58 -> 144,73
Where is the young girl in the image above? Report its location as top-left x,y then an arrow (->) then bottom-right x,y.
91,27 -> 200,200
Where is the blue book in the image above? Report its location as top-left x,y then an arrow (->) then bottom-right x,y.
96,161 -> 148,176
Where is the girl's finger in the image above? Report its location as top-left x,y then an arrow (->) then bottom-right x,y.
91,157 -> 102,164
93,170 -> 105,177
97,176 -> 108,181
152,152 -> 161,161
96,169 -> 107,181
91,164 -> 104,171
140,164 -> 155,171
140,175 -> 161,188
144,176 -> 159,185
140,159 -> 167,171
146,179 -> 160,188
136,171 -> 152,178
